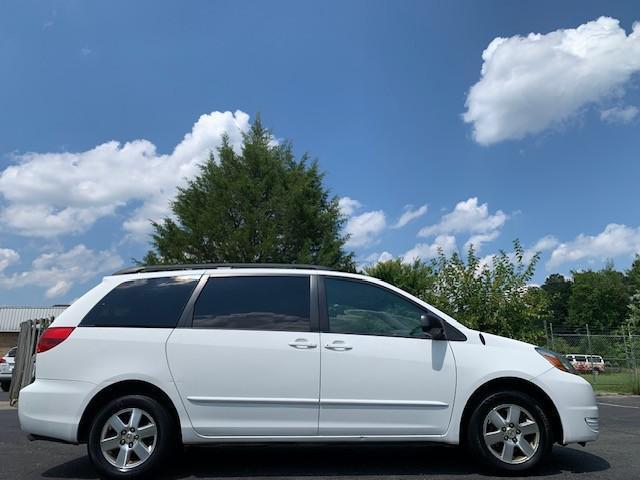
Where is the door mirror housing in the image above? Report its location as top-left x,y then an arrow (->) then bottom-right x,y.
421,312 -> 446,340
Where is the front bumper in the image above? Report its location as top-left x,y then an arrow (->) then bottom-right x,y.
533,368 -> 599,444
18,378 -> 95,443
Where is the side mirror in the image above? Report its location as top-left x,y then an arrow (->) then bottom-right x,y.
421,312 -> 446,340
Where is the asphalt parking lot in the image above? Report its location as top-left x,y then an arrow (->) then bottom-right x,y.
0,393 -> 638,479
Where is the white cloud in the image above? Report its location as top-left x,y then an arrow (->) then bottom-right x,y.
0,110 -> 251,240
0,244 -> 123,299
464,17 -> 640,145
46,280 -> 72,299
464,231 -> 501,252
531,235 -> 560,254
403,234 -> 457,263
0,247 -> 19,272
378,251 -> 394,263
600,105 -> 639,124
419,197 -> 507,239
393,204 -> 428,228
365,250 -> 394,264
338,197 -> 362,217
547,224 -> 640,269
358,250 -> 394,270
345,210 -> 386,247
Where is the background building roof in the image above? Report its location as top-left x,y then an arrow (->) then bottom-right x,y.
0,306 -> 68,332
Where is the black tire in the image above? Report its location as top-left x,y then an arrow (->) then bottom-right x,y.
87,395 -> 176,479
466,390 -> 553,474
0,381 -> 9,392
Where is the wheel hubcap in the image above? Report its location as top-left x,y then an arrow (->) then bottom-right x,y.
100,407 -> 157,471
483,403 -> 540,464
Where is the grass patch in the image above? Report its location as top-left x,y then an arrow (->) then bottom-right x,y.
580,371 -> 640,394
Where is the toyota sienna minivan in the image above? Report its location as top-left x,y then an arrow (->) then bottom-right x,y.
19,264 -> 598,478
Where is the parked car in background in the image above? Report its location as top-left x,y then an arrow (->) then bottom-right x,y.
566,354 -> 605,374
0,346 -> 16,391
19,264 -> 599,478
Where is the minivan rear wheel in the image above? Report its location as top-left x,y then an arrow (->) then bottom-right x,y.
87,395 -> 174,479
466,390 -> 553,473
0,381 -> 9,392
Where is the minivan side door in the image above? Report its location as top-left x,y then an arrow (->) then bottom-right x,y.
318,276 -> 457,436
166,274 -> 320,437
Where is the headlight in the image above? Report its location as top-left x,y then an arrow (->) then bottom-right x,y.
535,347 -> 576,374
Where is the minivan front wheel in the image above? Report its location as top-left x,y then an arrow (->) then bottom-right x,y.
88,395 -> 174,479
466,390 -> 553,473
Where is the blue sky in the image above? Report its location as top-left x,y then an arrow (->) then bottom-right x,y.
1,0 -> 639,305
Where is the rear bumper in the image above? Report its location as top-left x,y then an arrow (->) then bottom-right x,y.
0,372 -> 12,381
18,379 -> 95,443
532,369 -> 599,444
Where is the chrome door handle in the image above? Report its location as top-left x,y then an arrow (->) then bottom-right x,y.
324,342 -> 353,351
288,339 -> 317,349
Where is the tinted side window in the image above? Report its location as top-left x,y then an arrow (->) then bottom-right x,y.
80,276 -> 199,328
325,278 -> 426,338
193,276 -> 310,331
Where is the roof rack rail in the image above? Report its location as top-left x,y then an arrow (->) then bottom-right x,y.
112,263 -> 334,275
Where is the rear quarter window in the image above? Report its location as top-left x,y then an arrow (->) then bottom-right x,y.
80,276 -> 199,328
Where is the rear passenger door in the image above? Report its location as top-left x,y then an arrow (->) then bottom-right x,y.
166,274 -> 320,437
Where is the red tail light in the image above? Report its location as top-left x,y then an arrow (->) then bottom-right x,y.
36,327 -> 75,353
0,357 -> 5,363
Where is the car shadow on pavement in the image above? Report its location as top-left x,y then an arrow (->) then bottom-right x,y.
42,444 -> 610,479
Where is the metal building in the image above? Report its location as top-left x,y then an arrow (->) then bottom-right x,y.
0,306 -> 68,352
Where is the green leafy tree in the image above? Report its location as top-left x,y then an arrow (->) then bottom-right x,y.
429,241 -> 544,342
541,273 -> 572,328
364,240 -> 547,342
626,255 -> 640,293
363,258 -> 436,298
626,292 -> 640,334
435,244 -> 546,342
144,117 -> 355,270
550,336 -> 572,355
568,264 -> 630,331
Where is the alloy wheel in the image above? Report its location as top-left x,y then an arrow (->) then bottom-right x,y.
482,403 -> 540,464
99,407 -> 158,471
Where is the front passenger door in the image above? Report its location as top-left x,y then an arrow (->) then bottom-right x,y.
319,277 -> 456,436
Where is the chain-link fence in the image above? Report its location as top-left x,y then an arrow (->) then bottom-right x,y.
544,323 -> 640,394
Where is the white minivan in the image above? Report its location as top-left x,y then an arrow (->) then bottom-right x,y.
19,264 -> 598,478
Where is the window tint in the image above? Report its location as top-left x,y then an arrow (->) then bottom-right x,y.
80,276 -> 199,328
193,276 -> 310,331
575,355 -> 587,362
324,278 -> 426,338
7,348 -> 16,357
